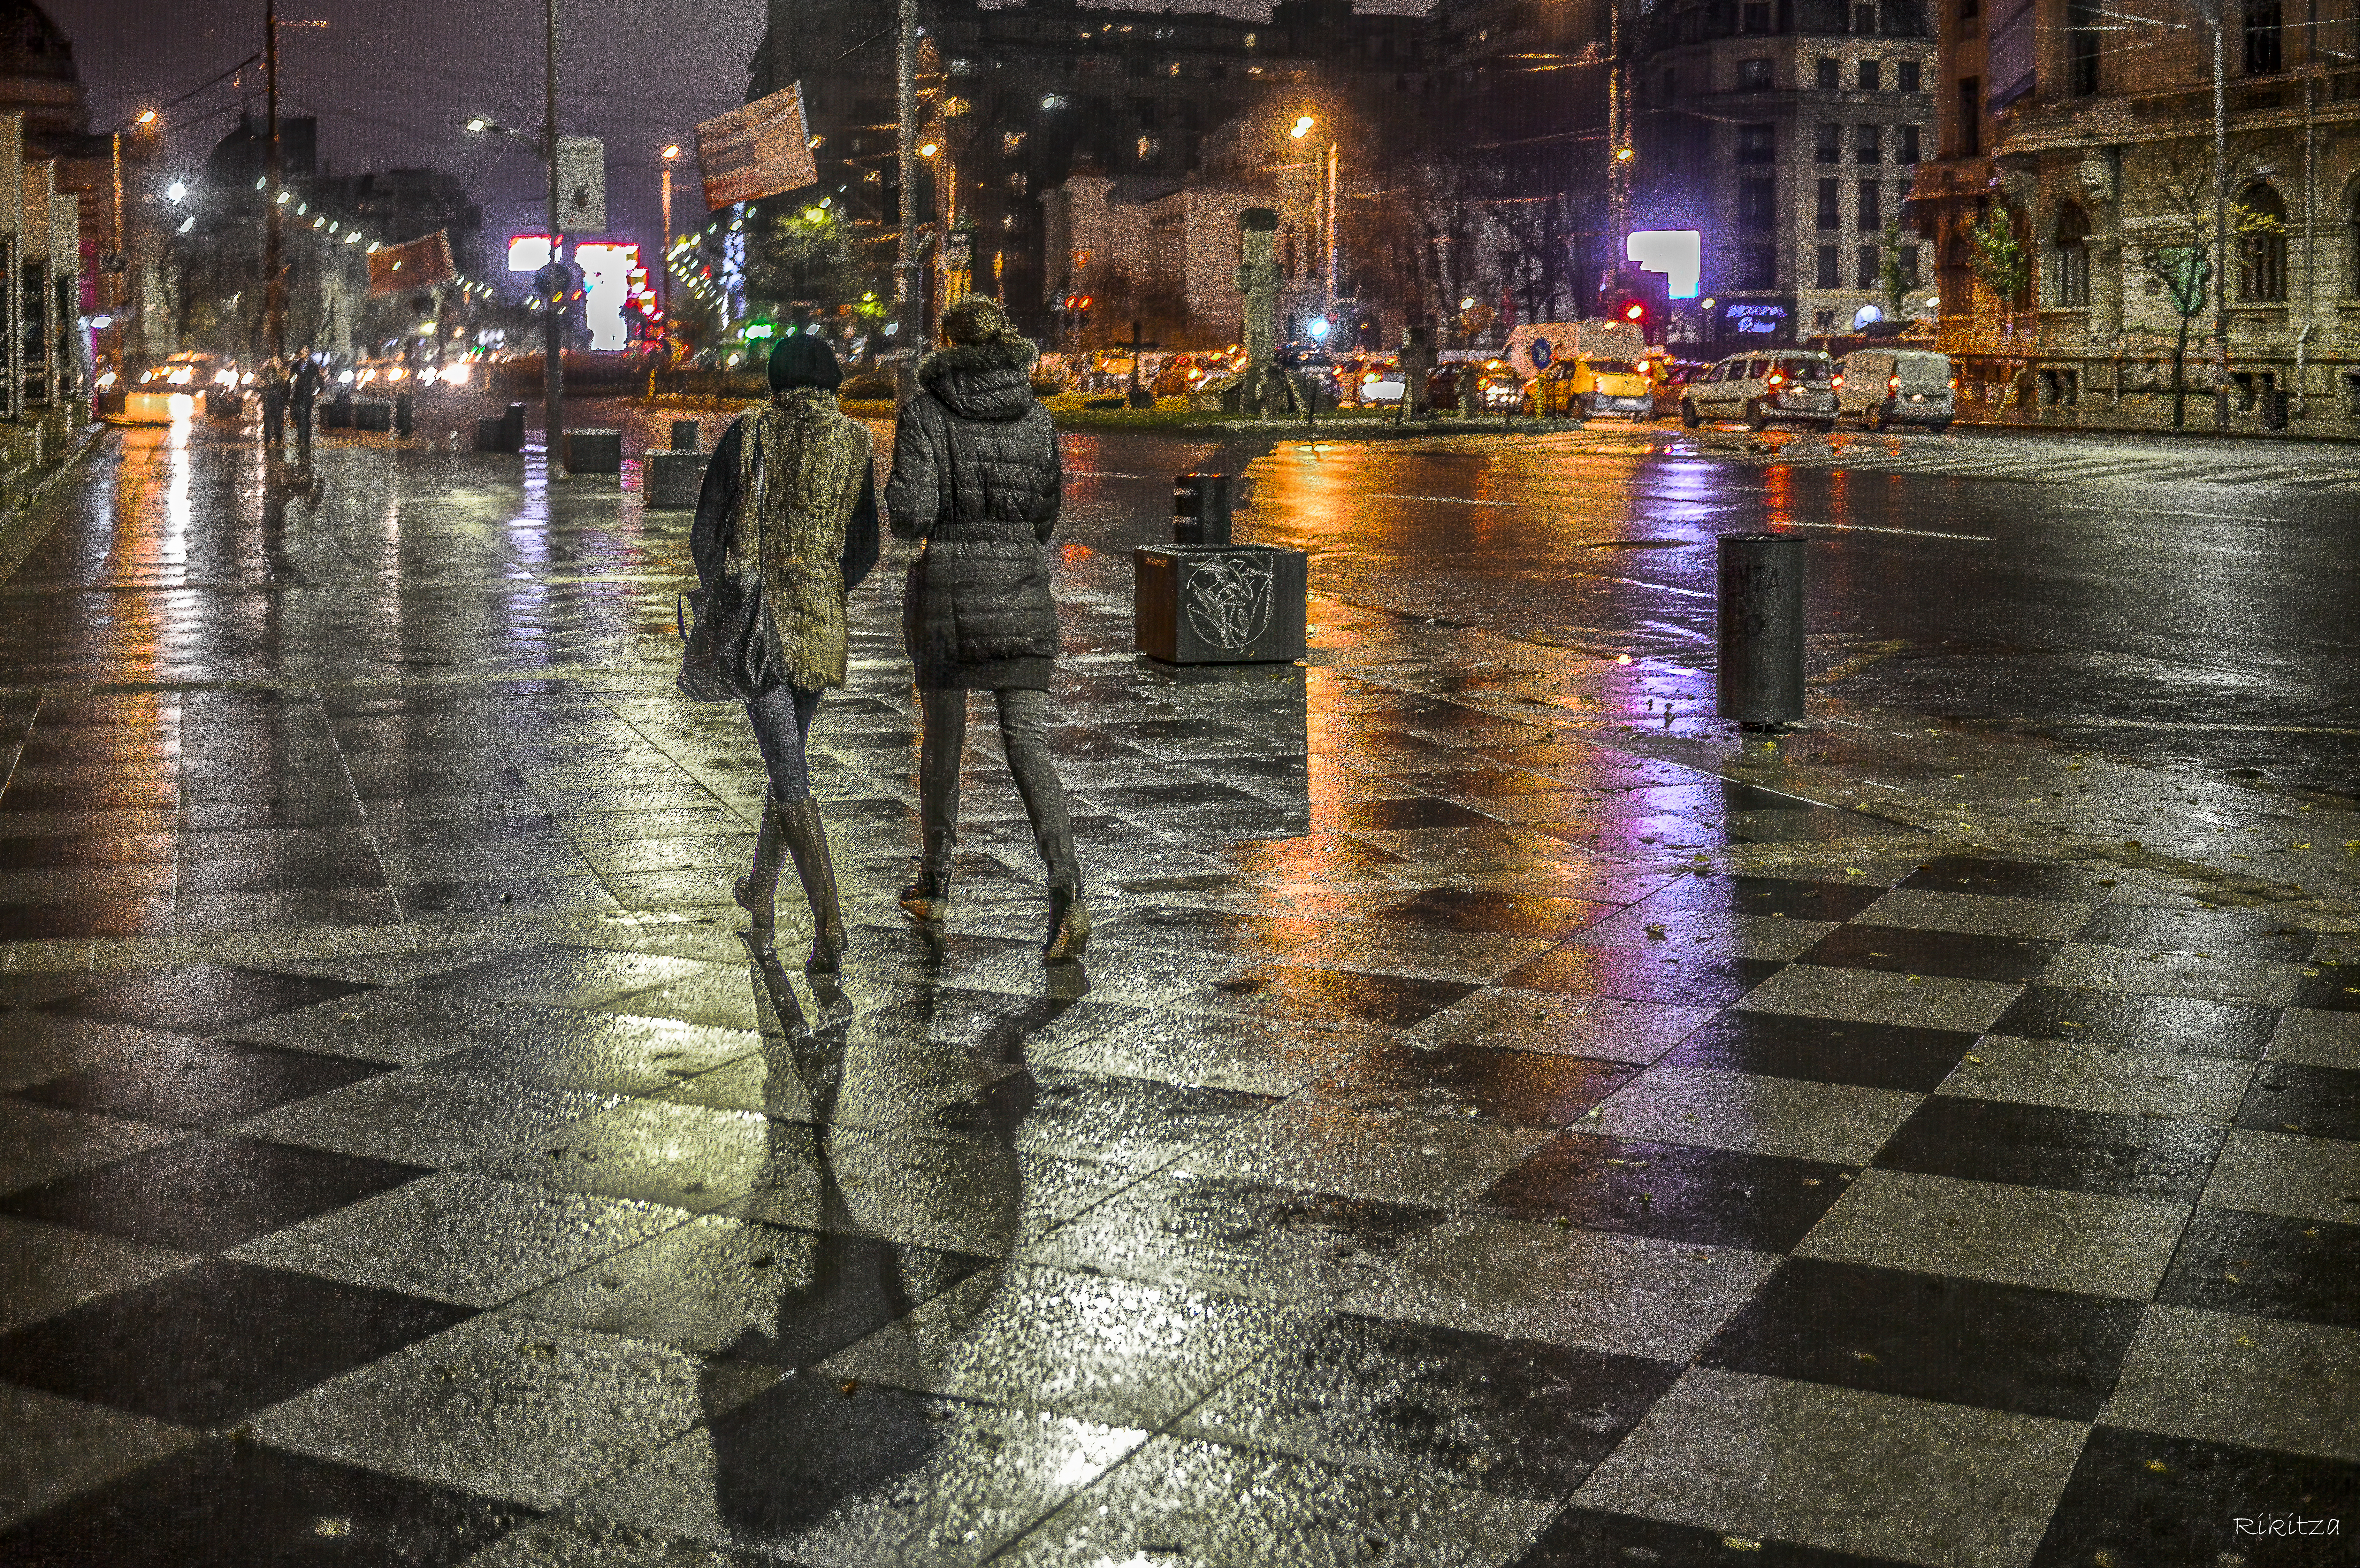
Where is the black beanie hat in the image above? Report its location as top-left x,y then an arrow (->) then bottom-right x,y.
767,334 -> 843,392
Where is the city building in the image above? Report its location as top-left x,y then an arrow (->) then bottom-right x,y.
1913,0 -> 2360,429
1634,0 -> 1938,349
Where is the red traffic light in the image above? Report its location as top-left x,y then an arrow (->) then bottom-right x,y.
1622,302 -> 1645,322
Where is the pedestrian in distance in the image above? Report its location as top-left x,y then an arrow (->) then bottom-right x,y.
258,356 -> 289,454
885,294 -> 1089,962
288,346 -> 326,462
690,333 -> 881,972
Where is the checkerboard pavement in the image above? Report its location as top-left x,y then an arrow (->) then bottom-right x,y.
2,423 -> 2356,1565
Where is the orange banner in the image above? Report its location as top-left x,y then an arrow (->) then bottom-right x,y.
368,230 -> 457,296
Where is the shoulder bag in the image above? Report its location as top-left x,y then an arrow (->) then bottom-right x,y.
677,436 -> 788,703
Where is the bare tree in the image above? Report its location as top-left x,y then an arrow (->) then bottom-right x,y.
2124,143 -> 2284,428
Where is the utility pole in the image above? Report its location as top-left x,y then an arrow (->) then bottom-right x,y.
660,145 -> 678,324
895,0 -> 920,387
545,0 -> 565,464
264,0 -> 285,360
1324,137 -> 1338,315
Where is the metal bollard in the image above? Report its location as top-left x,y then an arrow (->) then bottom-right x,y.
1173,472 -> 1235,545
670,417 -> 701,451
1715,532 -> 1807,727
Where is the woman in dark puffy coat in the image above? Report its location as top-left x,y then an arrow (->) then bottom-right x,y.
884,295 -> 1087,960
692,335 -> 880,972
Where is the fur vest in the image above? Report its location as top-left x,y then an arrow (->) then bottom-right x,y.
733,388 -> 873,690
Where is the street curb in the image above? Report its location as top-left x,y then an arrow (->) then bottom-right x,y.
0,423 -> 112,589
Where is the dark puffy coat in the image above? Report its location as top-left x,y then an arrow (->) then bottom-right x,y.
884,340 -> 1062,690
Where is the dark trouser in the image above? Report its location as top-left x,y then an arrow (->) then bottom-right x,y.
292,398 -> 315,452
261,391 -> 287,447
745,685 -> 823,801
918,686 -> 1078,890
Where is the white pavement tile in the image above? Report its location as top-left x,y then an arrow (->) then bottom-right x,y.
1586,1064 -> 1922,1165
0,1384 -> 194,1529
2101,1305 -> 2360,1464
2267,1007 -> 2360,1071
1738,965 -> 2024,1034
1935,1036 -> 2255,1123
2198,1129 -> 2360,1227
2037,943 -> 2302,1007
1401,988 -> 1718,1064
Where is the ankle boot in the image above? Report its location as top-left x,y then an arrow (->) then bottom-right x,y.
733,793 -> 788,945
1043,883 -> 1091,962
774,796 -> 848,974
898,830 -> 955,924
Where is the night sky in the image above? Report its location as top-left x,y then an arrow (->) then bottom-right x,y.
51,0 -> 767,291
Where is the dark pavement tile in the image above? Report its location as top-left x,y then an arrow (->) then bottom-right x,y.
1480,1132 -> 1852,1251
0,1134 -> 429,1253
1899,856 -> 2111,901
2028,1428 -> 2360,1568
2235,1061 -> 2360,1139
0,832 -> 176,869
12,1040 -> 384,1128
2156,1208 -> 2360,1330
1989,985 -> 2283,1059
1700,1257 -> 2145,1421
1638,875 -> 1889,922
1214,965 -> 1476,1031
1517,1509 -> 1919,1566
1329,797 -> 1498,833
2290,968 -> 2360,1013
1660,1010 -> 1976,1093
1498,946 -> 1784,1007
1301,1042 -> 1637,1126
0,1440 -> 533,1567
44,966 -> 372,1035
2073,905 -> 2320,963
0,898 -> 175,940
0,1259 -> 469,1425
1797,925 -> 2059,984
1871,1096 -> 2226,1204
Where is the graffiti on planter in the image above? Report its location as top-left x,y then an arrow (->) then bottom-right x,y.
1184,552 -> 1276,652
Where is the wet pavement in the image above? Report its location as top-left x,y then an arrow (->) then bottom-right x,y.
1,410 -> 2357,1566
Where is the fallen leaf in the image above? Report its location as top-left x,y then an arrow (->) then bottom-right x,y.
1853,1350 -> 1878,1363
314,1519 -> 351,1539
2143,1459 -> 2172,1475
1721,1538 -> 1763,1553
1845,866 -> 1865,876
840,1379 -> 860,1397
1963,1054 -> 1984,1064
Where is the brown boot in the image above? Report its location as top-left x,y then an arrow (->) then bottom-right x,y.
1043,883 -> 1091,963
733,793 -> 788,946
775,796 -> 847,974
897,829 -> 955,924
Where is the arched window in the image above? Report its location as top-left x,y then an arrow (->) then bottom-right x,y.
1284,226 -> 1298,280
2052,201 -> 2091,307
2346,180 -> 2360,300
2237,181 -> 2288,302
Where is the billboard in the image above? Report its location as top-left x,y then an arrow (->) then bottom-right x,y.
574,242 -> 652,351
368,230 -> 457,297
695,83 -> 818,211
506,235 -> 556,272
1626,230 -> 1701,300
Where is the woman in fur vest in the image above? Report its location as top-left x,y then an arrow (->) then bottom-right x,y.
690,335 -> 880,971
884,295 -> 1088,961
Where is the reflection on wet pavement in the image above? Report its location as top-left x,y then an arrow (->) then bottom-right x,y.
0,418 -> 2355,1564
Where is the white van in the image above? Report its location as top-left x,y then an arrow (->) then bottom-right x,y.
1679,349 -> 1837,431
1503,320 -> 1649,388
1833,349 -> 1956,431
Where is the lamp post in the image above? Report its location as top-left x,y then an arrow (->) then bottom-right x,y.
660,144 -> 679,325
895,0 -> 920,385
465,0 -> 566,465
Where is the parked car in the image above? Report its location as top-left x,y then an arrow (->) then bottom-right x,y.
1274,342 -> 1343,404
1649,359 -> 1710,420
1427,358 -> 1523,415
1679,351 -> 1837,431
1337,352 -> 1404,405
125,351 -> 237,422
1533,353 -> 1655,421
1834,348 -> 1956,431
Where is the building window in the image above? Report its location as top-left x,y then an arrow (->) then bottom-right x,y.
1817,57 -> 1840,89
1739,56 -> 1773,89
1858,244 -> 1880,287
1740,123 -> 1778,162
1816,123 -> 1842,163
2052,201 -> 2091,306
1040,94 -> 1068,110
1817,179 -> 1842,230
1741,244 -> 1779,289
2244,0 -> 2283,74
2068,0 -> 2101,94
1901,244 -> 1920,284
1859,181 -> 1881,229
2238,181 -> 2288,300
1899,60 -> 1921,90
1740,178 -> 1778,230
1136,136 -> 1161,162
1002,130 -> 1027,155
1741,0 -> 1772,33
1956,77 -> 1981,156
1817,245 -> 1841,288
1857,124 -> 1881,162
1284,227 -> 1298,279
1858,60 -> 1881,90
1901,123 -> 1922,163
1007,170 -> 1028,196
1854,2 -> 1879,34
1960,0 -> 1977,17
1001,212 -> 1022,232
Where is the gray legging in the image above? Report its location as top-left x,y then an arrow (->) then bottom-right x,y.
918,687 -> 1078,890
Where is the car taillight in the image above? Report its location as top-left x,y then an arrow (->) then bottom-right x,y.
1949,377 -> 1958,389
1888,374 -> 1900,390
1832,375 -> 1843,388
1769,372 -> 1784,386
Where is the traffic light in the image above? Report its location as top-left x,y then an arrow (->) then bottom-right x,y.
1597,268 -> 1671,345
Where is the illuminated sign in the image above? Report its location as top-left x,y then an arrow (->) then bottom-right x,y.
507,235 -> 556,271
1723,303 -> 1789,336
1625,230 -> 1702,300
574,242 -> 643,351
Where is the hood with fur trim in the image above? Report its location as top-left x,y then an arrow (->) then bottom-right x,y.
916,339 -> 1038,422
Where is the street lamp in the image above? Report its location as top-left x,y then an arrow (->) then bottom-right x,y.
465,6 -> 566,461
1289,114 -> 1339,314
660,144 -> 679,327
